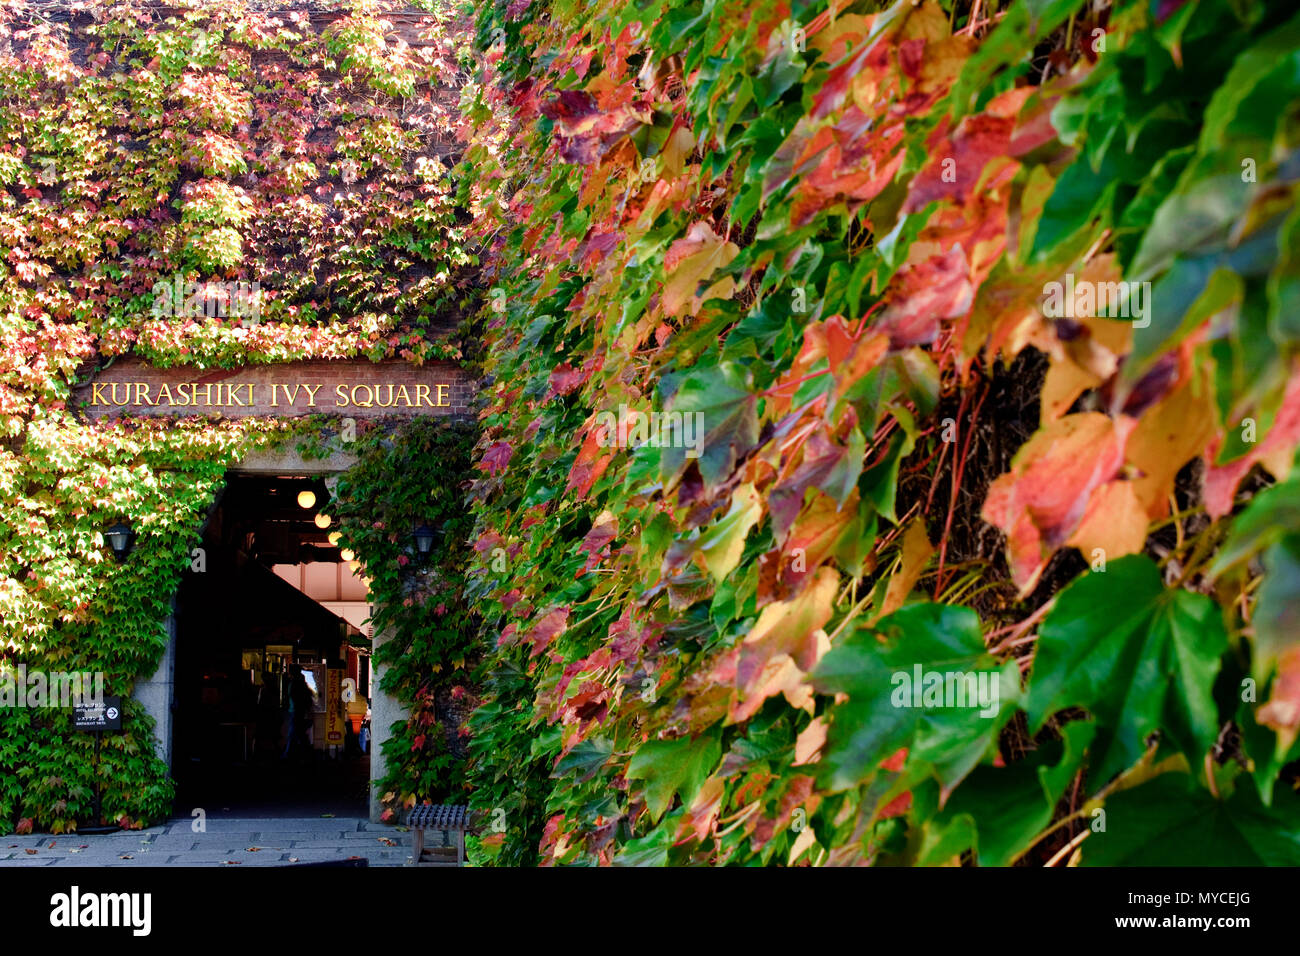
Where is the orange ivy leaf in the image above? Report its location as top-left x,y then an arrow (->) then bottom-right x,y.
982,412 -> 1137,594
661,222 -> 739,318
1204,368 -> 1300,518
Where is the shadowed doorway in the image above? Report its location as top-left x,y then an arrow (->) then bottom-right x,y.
172,474 -> 373,818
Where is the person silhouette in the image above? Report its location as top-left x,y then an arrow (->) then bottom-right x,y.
283,665 -> 314,761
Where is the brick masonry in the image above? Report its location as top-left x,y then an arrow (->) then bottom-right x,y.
72,357 -> 476,422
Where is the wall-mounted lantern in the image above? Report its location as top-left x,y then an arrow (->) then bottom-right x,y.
104,521 -> 134,562
412,524 -> 439,561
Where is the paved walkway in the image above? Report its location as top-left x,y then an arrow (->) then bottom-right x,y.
0,817 -> 418,867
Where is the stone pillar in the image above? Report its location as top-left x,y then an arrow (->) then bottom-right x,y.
368,623 -> 404,822
135,609 -> 177,770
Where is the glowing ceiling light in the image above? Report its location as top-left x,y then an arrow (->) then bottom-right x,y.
314,512 -> 331,529
339,548 -> 355,562
328,531 -> 342,546
297,490 -> 316,509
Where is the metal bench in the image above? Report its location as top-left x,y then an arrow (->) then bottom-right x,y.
408,804 -> 469,867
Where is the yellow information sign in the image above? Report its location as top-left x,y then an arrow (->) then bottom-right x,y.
325,669 -> 345,745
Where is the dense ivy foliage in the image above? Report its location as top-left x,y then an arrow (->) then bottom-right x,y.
0,0 -> 477,833
1,415 -> 275,832
460,0 -> 1300,864
331,416 -> 479,822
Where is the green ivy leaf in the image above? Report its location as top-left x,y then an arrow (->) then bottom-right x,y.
695,484 -> 763,582
658,362 -> 759,489
612,820 -> 675,866
1026,555 -> 1227,784
813,604 -> 1018,794
927,720 -> 1095,867
1207,476 -> 1300,580
625,727 -> 722,823
1082,771 -> 1300,866
552,737 -> 614,782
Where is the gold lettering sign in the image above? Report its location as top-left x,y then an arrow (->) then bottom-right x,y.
73,358 -> 470,421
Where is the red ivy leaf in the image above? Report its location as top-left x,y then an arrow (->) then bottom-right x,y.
549,362 -> 588,397
479,441 -> 514,476
876,245 -> 973,349
526,606 -> 570,658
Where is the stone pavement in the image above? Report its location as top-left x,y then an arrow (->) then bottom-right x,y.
0,817 -> 423,867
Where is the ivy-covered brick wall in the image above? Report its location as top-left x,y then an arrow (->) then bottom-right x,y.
457,0 -> 1300,866
0,0 -> 481,834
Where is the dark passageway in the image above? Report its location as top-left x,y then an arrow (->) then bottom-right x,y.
172,475 -> 373,818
